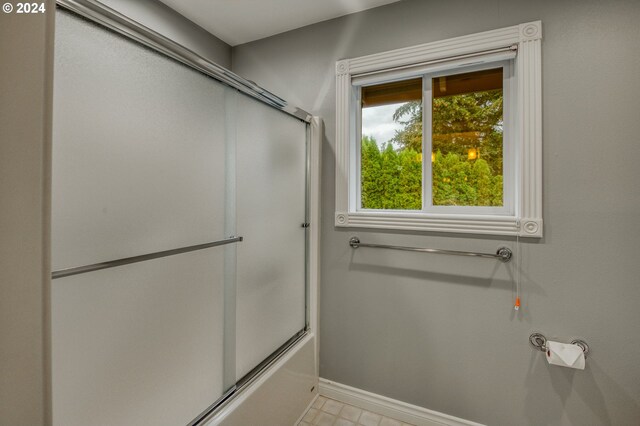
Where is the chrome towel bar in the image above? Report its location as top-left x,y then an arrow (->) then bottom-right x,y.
348,236 -> 512,262
52,236 -> 243,279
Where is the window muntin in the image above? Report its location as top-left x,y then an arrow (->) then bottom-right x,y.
357,62 -> 513,215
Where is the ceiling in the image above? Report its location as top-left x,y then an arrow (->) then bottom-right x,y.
158,0 -> 402,46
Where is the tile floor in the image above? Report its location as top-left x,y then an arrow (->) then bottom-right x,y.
298,395 -> 414,426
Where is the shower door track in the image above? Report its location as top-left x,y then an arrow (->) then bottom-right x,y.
188,329 -> 309,426
55,0 -> 312,124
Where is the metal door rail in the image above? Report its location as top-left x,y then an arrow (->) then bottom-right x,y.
349,236 -> 512,262
52,236 -> 243,279
56,0 -> 311,123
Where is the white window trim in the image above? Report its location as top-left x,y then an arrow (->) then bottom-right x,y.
335,21 -> 543,237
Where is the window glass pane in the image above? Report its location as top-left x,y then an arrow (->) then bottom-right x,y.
361,78 -> 422,210
432,68 -> 504,207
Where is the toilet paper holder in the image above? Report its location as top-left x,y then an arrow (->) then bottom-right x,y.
529,333 -> 589,358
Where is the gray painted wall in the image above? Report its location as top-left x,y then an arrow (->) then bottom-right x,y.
99,0 -> 231,68
0,1 -> 54,424
232,0 -> 640,424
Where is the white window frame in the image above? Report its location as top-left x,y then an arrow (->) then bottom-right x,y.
335,21 -> 543,237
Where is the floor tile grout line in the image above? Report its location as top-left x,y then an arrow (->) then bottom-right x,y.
299,396 -> 414,426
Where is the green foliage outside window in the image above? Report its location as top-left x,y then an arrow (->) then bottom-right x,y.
361,89 -> 504,209
361,136 -> 422,209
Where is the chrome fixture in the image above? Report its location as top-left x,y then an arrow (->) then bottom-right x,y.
52,236 -> 243,279
348,236 -> 512,262
529,332 -> 590,358
56,0 -> 312,123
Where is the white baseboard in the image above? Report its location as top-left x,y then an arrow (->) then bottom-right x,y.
318,378 -> 485,426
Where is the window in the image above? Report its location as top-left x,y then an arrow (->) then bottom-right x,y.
335,21 -> 543,237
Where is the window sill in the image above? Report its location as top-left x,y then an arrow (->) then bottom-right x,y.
334,211 -> 542,237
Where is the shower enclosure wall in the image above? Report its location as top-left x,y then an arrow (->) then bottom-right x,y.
51,5 -> 319,426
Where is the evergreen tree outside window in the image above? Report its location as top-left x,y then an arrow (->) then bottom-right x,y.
361,78 -> 423,210
360,66 -> 509,212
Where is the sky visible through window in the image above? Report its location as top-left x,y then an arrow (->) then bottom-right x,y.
362,102 -> 406,149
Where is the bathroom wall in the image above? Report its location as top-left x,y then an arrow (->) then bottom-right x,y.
232,0 -> 640,424
0,1 -> 54,424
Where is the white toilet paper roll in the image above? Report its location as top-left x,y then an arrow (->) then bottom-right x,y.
546,341 -> 585,370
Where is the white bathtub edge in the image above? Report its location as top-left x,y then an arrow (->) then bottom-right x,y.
205,333 -> 317,426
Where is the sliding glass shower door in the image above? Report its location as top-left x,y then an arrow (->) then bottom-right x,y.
235,95 -> 307,381
51,9 -> 308,426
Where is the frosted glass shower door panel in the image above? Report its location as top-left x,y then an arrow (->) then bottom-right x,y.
52,10 -> 234,426
52,250 -> 225,426
52,11 -> 231,271
235,94 -> 307,380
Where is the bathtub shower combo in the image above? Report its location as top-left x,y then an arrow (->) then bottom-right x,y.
51,3 -> 320,425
